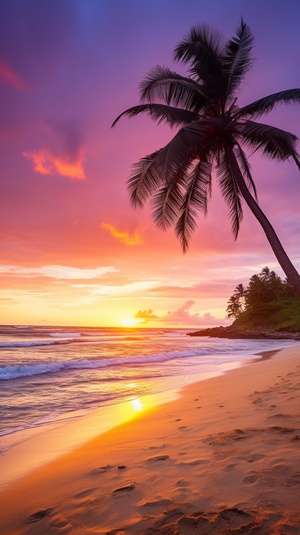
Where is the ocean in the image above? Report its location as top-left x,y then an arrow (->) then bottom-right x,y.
0,324 -> 298,451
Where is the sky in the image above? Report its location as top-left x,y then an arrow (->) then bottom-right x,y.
1,0 -> 300,328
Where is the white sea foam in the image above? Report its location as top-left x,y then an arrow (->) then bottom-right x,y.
50,332 -> 81,338
0,347 -> 217,380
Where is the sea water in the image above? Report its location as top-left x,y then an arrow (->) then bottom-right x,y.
0,325 -> 297,446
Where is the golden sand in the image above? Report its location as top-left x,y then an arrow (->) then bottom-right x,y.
1,345 -> 300,534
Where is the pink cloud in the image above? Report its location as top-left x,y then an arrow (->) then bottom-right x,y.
134,300 -> 229,326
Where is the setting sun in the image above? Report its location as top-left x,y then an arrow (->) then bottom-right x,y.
122,318 -> 139,327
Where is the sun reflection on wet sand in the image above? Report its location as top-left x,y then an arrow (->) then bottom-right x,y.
130,398 -> 143,411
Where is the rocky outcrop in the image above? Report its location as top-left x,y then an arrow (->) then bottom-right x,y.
188,325 -> 300,340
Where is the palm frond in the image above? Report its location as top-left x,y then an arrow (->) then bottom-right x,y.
241,120 -> 299,161
154,120 -> 215,186
175,160 -> 212,252
127,121 -> 208,211
174,24 -> 225,97
140,65 -> 208,113
237,89 -> 300,119
112,103 -> 197,128
234,141 -> 257,199
217,151 -> 243,239
127,150 -> 163,207
150,181 -> 185,230
223,18 -> 254,97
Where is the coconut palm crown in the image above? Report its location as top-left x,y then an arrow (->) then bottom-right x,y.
112,19 -> 300,296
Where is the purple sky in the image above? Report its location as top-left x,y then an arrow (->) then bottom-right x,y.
1,0 -> 300,327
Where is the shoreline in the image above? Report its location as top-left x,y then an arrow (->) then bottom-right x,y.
0,345 -> 284,489
1,344 -> 300,533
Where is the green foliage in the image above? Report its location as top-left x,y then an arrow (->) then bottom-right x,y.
227,267 -> 300,331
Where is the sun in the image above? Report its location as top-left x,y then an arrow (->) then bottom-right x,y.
122,318 -> 138,328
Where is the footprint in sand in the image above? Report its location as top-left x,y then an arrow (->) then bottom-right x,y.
268,426 -> 295,434
147,455 -> 170,462
178,459 -> 208,467
26,508 -> 54,524
243,470 -> 260,485
247,454 -> 265,463
74,488 -> 97,499
112,481 -> 136,494
90,464 -> 113,475
176,478 -> 189,487
148,443 -> 168,450
267,413 -> 290,420
252,397 -> 263,405
285,473 -> 300,487
140,498 -> 172,508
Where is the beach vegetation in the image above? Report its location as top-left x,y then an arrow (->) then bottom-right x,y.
227,267 -> 300,332
112,19 -> 300,296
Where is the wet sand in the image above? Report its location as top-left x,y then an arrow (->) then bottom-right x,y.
1,345 -> 300,534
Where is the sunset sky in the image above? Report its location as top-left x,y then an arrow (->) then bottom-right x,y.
1,0 -> 300,328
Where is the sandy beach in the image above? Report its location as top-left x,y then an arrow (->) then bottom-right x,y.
1,345 -> 300,534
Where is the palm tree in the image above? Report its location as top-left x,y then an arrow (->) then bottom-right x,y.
260,266 -> 271,281
112,19 -> 300,296
233,283 -> 247,311
226,295 -> 242,319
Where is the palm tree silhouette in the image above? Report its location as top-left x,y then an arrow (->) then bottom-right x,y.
112,20 -> 300,296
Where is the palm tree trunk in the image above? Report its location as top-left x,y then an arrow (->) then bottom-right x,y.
226,147 -> 300,297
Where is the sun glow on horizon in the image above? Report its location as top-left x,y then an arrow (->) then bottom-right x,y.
122,318 -> 141,328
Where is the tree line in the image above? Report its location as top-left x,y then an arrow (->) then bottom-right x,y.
226,267 -> 296,319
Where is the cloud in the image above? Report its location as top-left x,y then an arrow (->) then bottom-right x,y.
0,60 -> 29,91
73,280 -> 157,296
134,309 -> 159,323
101,223 -> 144,245
23,147 -> 86,179
0,265 -> 117,280
133,300 -> 230,326
23,119 -> 86,179
161,300 -> 204,324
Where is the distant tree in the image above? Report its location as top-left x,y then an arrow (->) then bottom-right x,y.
246,273 -> 267,307
113,20 -> 300,296
226,295 -> 242,319
260,266 -> 271,281
233,283 -> 247,309
227,267 -> 297,317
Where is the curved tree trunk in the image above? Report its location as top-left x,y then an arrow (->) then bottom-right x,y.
226,147 -> 300,297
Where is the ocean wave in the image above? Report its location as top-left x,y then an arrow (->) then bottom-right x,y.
0,339 -> 70,348
0,347 -> 214,380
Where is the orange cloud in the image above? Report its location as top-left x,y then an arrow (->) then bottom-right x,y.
0,60 -> 29,91
134,309 -> 159,323
101,223 -> 144,245
23,148 -> 86,179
